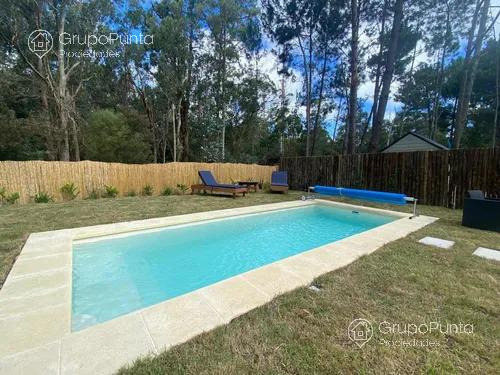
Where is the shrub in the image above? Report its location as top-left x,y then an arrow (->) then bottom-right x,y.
85,109 -> 152,163
34,192 -> 54,203
60,182 -> 79,201
102,185 -> 119,198
126,190 -> 137,197
262,181 -> 271,193
142,184 -> 154,196
5,192 -> 20,204
87,189 -> 100,200
176,184 -> 189,195
162,186 -> 173,196
0,187 -> 6,204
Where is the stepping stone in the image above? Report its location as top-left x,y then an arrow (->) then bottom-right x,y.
309,285 -> 321,293
418,236 -> 455,249
473,247 -> 500,262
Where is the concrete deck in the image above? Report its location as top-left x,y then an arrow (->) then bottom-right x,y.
0,200 -> 437,374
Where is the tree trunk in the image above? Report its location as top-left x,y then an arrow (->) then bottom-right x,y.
172,103 -> 177,162
494,37 -> 499,148
180,97 -> 189,161
430,3 -> 452,140
311,49 -> 329,155
220,24 -> 227,161
59,109 -> 70,161
298,36 -> 311,156
453,0 -> 489,148
430,44 -> 447,140
71,117 -> 80,161
369,0 -> 404,153
359,0 -> 387,152
176,99 -> 183,160
57,8 -> 70,161
280,64 -> 286,156
133,76 -> 158,163
35,1 -> 56,160
307,28 -> 314,156
346,0 -> 359,155
162,114 -> 168,163
333,96 -> 344,141
180,0 -> 196,162
358,0 -> 387,154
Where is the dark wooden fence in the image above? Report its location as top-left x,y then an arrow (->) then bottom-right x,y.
280,148 -> 500,208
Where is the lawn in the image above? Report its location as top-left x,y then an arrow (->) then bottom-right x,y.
1,192 -> 499,374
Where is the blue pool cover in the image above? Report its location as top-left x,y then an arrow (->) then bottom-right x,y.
314,186 -> 407,205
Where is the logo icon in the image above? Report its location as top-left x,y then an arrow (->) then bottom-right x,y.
348,318 -> 373,348
28,29 -> 53,58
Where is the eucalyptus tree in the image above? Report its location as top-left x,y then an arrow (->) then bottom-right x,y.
202,0 -> 261,161
367,0 -> 423,152
311,0 -> 348,155
263,0 -> 348,157
346,0 -> 360,154
453,0 -> 500,148
0,0 -> 115,161
420,0 -> 466,140
395,64 -> 445,136
394,38 -> 500,150
345,0 -> 380,154
368,0 -> 404,152
145,0 -> 204,162
464,38 -> 500,147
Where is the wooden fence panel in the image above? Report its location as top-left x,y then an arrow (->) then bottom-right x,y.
448,148 -> 500,208
0,161 -> 277,204
281,148 -> 499,208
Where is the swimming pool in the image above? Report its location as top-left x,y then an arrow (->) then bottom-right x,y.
72,204 -> 395,331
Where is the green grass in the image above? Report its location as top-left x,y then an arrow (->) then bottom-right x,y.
1,192 -> 499,373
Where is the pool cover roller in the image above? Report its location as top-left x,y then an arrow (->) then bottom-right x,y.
313,186 -> 408,205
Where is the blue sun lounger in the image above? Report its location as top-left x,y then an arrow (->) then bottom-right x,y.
191,170 -> 248,198
271,171 -> 289,193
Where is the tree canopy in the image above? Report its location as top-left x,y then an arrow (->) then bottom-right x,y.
0,0 -> 498,163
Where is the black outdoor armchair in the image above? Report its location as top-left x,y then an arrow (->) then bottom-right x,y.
462,190 -> 500,233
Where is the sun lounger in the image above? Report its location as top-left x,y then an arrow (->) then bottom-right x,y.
270,171 -> 289,193
191,170 -> 248,198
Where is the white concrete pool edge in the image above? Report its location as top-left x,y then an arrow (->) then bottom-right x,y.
0,200 -> 437,375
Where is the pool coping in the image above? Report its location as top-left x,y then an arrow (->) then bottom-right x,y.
0,200 -> 438,374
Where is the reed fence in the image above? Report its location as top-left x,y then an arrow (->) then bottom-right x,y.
0,161 -> 277,204
280,148 -> 500,208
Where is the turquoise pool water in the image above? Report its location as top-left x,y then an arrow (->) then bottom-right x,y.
72,204 -> 394,331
